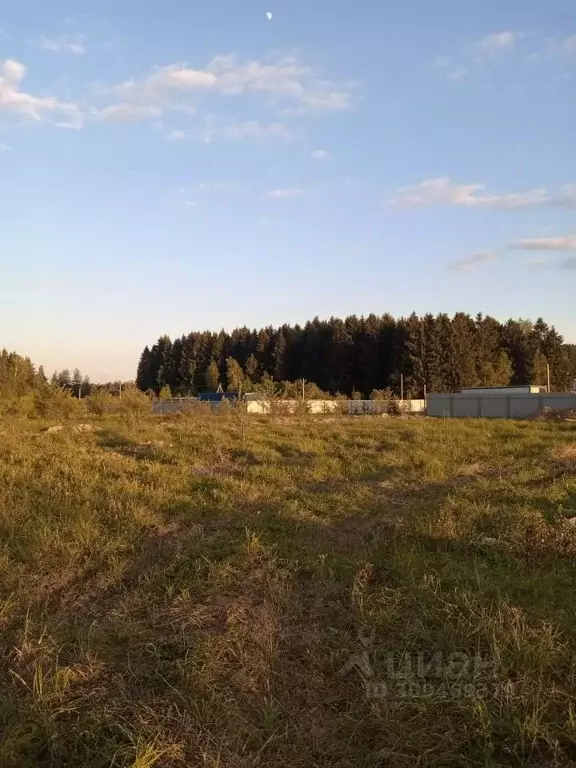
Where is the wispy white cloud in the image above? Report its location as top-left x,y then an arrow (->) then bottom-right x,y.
311,148 -> 330,160
97,52 -> 356,125
433,56 -> 468,82
0,58 -> 83,128
41,35 -> 86,55
166,117 -> 291,143
268,187 -> 306,199
219,120 -> 291,141
510,235 -> 576,251
447,65 -> 468,82
388,177 -> 576,210
448,252 -> 496,272
434,30 -> 524,82
176,181 -> 240,208
474,31 -> 520,59
97,103 -> 162,123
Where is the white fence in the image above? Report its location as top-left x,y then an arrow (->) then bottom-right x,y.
246,399 -> 426,415
153,397 -> 426,416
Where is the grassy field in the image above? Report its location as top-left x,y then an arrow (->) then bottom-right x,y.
1,412 -> 576,767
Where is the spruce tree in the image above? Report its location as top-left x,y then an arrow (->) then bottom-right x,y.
245,354 -> 259,384
37,365 -> 47,386
72,368 -> 83,397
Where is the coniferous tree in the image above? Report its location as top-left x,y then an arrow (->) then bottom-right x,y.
81,375 -> 92,398
72,368 -> 83,397
245,354 -> 259,384
58,369 -> 71,389
136,346 -> 153,392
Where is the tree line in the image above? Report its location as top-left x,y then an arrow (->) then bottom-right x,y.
0,353 -> 135,401
136,313 -> 576,398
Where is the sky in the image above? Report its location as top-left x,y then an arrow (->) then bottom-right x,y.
0,0 -> 575,381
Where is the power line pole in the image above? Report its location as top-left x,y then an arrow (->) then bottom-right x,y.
546,364 -> 551,394
400,374 -> 404,402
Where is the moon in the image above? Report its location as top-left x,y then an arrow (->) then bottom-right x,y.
266,12 -> 272,20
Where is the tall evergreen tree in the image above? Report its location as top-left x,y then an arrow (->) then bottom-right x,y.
136,346 -> 153,391
58,369 -> 71,389
72,368 -> 83,397
245,354 -> 260,384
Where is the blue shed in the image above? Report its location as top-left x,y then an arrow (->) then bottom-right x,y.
198,392 -> 238,402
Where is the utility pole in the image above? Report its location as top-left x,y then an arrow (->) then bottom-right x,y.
301,378 -> 305,402
546,364 -> 551,394
119,381 -> 122,400
400,374 -> 404,402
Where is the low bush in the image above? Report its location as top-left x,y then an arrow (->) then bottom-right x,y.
33,386 -> 86,419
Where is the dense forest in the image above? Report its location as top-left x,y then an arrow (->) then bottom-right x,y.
137,313 -> 576,397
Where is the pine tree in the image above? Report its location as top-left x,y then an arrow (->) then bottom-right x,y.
136,346 -> 153,392
245,354 -> 259,384
72,368 -> 83,398
58,369 -> 71,389
273,331 -> 287,382
37,366 -> 47,386
81,375 -> 92,398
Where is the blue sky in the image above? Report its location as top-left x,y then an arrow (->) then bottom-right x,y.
0,0 -> 574,381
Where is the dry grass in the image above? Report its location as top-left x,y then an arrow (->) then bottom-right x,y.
0,411 -> 576,766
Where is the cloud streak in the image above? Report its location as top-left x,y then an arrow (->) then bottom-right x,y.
268,187 -> 306,199
41,35 -> 86,55
166,118 -> 292,143
510,235 -> 576,251
448,252 -> 496,272
388,178 -> 576,210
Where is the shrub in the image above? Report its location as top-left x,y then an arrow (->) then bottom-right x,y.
0,395 -> 35,418
118,389 -> 151,421
158,385 -> 172,401
85,390 -> 119,416
33,386 -> 86,420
